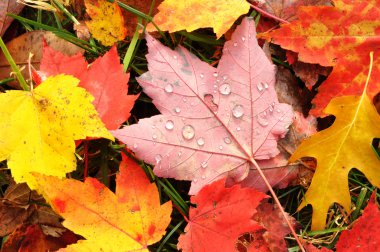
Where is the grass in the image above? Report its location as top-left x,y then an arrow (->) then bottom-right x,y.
0,2 -> 379,251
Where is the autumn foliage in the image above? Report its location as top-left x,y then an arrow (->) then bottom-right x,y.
0,0 -> 380,251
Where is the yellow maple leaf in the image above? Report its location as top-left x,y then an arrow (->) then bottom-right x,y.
289,53 -> 380,230
0,75 -> 113,189
33,154 -> 172,251
148,0 -> 250,38
85,0 -> 127,46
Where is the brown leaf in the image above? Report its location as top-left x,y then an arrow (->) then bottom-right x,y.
0,31 -> 84,88
0,0 -> 24,36
0,182 -> 62,236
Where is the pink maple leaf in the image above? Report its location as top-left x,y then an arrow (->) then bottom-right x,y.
111,18 -> 293,194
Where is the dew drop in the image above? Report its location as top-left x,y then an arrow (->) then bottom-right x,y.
155,154 -> 162,164
219,83 -> 231,95
219,145 -> 223,150
213,72 -> 218,77
277,109 -> 282,113
256,82 -> 264,92
279,117 -> 284,121
178,151 -> 182,157
183,98 -> 187,103
152,126 -> 156,129
174,107 -> 181,113
153,134 -> 158,140
200,73 -> 204,78
233,42 -> 238,47
263,111 -> 267,117
197,137 -> 205,146
241,36 -> 246,41
173,55 -> 177,60
255,129 -> 261,135
164,84 -> 173,93
236,127 -> 241,131
201,161 -> 208,168
193,178 -> 198,183
224,137 -> 231,144
201,175 -> 206,179
263,82 -> 269,89
257,116 -> 269,127
133,143 -> 138,149
165,120 -> 174,130
182,125 -> 195,140
269,106 -> 274,113
232,105 -> 244,118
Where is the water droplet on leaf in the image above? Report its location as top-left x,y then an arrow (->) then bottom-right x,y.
219,83 -> 231,95
232,105 -> 244,118
174,107 -> 181,113
182,125 -> 195,140
165,120 -> 174,130
201,161 -> 208,168
256,82 -> 264,92
164,84 -> 173,93
224,137 -> 231,144
213,72 -> 218,77
155,154 -> 162,164
197,137 -> 205,146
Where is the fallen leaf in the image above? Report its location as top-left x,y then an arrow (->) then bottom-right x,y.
0,182 -> 62,236
148,0 -> 250,38
292,61 -> 331,90
289,90 -> 380,230
33,153 -> 172,251
120,0 -> 163,38
85,0 -> 127,46
0,75 -> 113,189
39,45 -> 138,130
0,0 -> 24,36
335,192 -> 380,251
177,178 -> 268,252
253,202 -> 297,252
255,0 -> 331,21
311,55 -> 380,117
2,224 -> 79,252
258,0 -> 380,66
0,31 -> 84,88
112,18 -> 294,194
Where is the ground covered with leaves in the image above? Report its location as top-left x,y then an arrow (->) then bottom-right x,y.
0,0 -> 380,251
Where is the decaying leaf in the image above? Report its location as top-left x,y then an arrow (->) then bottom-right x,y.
148,0 -> 250,38
0,31 -> 84,88
0,0 -> 24,36
0,182 -> 62,236
112,18 -> 294,194
85,0 -> 127,46
289,88 -> 380,230
33,153 -> 172,251
177,178 -> 268,252
0,75 -> 113,189
2,224 -> 79,252
39,45 -> 138,130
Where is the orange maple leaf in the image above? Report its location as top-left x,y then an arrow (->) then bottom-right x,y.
33,154 -> 172,251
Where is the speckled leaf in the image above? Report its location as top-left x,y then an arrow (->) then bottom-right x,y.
258,0 -> 380,67
147,0 -> 250,38
0,75 -> 113,189
33,153 -> 172,252
112,18 -> 293,194
40,45 -> 138,130
177,178 -> 268,252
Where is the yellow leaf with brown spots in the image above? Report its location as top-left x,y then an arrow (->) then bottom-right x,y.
33,154 -> 172,252
0,75 -> 113,189
148,0 -> 250,38
85,0 -> 127,46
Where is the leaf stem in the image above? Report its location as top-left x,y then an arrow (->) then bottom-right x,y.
0,37 -> 29,91
249,3 -> 290,24
249,157 -> 305,252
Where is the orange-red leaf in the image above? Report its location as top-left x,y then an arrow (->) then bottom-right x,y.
40,45 -> 138,130
177,178 -> 268,251
259,0 -> 380,67
33,154 -> 172,251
